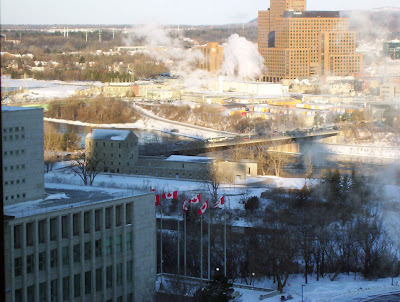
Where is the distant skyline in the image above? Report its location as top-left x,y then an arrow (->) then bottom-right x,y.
1,0 -> 400,25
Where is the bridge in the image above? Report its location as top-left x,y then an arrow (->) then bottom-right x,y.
143,131 -> 339,156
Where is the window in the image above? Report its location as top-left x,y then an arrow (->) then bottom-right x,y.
126,203 -> 132,224
105,237 -> 112,255
14,225 -> 22,249
73,213 -> 80,236
63,277 -> 70,301
62,246 -> 69,266
85,271 -> 91,294
126,233 -> 132,251
116,205 -> 122,227
105,207 -> 112,229
15,289 -> 22,302
51,279 -> 58,302
74,274 -> 81,297
95,209 -> 101,231
84,242 -> 91,260
50,249 -> 57,267
14,257 -> 22,276
26,254 -> 34,273
39,282 -> 47,301
50,218 -> 57,241
39,252 -> 46,271
26,222 -> 34,246
96,268 -> 102,291
127,260 -> 133,282
38,220 -> 46,243
84,211 -> 90,233
116,235 -> 122,253
73,244 -> 80,263
106,266 -> 112,288
61,215 -> 69,238
116,263 -> 123,286
27,285 -> 34,302
95,239 -> 102,257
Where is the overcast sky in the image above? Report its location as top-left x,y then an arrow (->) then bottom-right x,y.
1,0 -> 400,25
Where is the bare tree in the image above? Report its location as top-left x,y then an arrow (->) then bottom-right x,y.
69,151 -> 102,185
44,151 -> 57,173
203,160 -> 225,203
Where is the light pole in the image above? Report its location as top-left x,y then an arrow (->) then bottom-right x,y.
252,272 -> 255,287
301,284 -> 305,302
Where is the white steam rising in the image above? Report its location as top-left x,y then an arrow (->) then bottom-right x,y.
126,24 -> 265,88
222,34 -> 265,80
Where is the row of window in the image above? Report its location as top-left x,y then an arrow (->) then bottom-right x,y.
88,141 -> 135,149
4,193 -> 26,202
14,204 -> 133,248
2,133 -> 25,141
14,234 -> 132,276
4,164 -> 26,172
3,126 -> 24,133
3,148 -> 25,156
14,265 -> 133,302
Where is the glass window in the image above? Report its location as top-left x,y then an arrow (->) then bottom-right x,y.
39,252 -> 46,271
61,215 -> 69,238
126,233 -> 132,251
74,274 -> 80,298
51,279 -> 58,302
127,260 -> 133,282
96,268 -> 102,292
14,225 -> 22,249
73,213 -> 80,236
26,222 -> 34,246
95,210 -> 101,231
84,211 -> 90,234
106,266 -> 112,288
116,205 -> 122,227
85,271 -> 91,295
73,244 -> 80,263
126,203 -> 132,224
50,218 -> 57,241
27,285 -> 34,302
39,282 -> 47,301
116,235 -> 122,253
95,239 -> 102,257
62,246 -> 69,266
14,257 -> 22,276
63,276 -> 70,301
50,249 -> 57,267
38,220 -> 46,244
26,254 -> 34,274
117,263 -> 122,286
105,207 -> 112,229
105,237 -> 112,255
84,242 -> 91,260
15,289 -> 22,302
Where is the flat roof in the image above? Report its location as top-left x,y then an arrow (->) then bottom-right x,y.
4,183 -> 141,219
1,105 -> 42,112
86,129 -> 131,141
283,11 -> 340,18
166,155 -> 214,164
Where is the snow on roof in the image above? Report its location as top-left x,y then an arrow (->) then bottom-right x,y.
165,155 -> 214,163
86,129 -> 131,141
1,105 -> 41,112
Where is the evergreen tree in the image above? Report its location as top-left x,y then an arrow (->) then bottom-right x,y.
194,272 -> 235,302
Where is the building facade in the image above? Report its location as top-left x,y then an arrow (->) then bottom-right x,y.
258,0 -> 363,81
1,106 -> 45,205
85,129 -> 139,174
4,193 -> 156,302
197,42 -> 225,72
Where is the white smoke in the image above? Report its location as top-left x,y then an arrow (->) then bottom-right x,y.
221,33 -> 265,80
126,24 -> 266,88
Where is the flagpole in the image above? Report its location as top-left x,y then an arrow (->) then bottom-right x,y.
224,197 -> 227,277
177,210 -> 180,276
160,199 -> 163,286
200,214 -> 203,288
208,204 -> 211,281
184,211 -> 187,277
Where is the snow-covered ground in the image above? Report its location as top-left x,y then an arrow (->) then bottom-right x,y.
2,76 -> 103,100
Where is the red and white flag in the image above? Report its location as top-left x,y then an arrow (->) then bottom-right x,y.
155,195 -> 161,206
162,191 -> 178,199
189,194 -> 201,204
182,200 -> 189,213
151,188 -> 156,192
197,200 -> 209,216
213,196 -> 225,208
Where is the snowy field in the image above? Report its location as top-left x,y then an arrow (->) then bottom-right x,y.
44,161 -> 400,301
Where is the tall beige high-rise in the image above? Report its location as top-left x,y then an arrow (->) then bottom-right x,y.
258,0 -> 363,82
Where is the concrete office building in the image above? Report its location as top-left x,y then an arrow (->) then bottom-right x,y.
3,189 -> 156,302
1,106 -> 45,205
85,129 -> 139,174
197,42 -> 225,72
258,0 -> 363,81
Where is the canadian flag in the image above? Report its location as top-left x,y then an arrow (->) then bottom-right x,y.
213,196 -> 225,208
155,195 -> 161,206
182,200 -> 189,213
197,200 -> 209,216
189,194 -> 201,204
151,188 -> 156,192
162,191 -> 178,199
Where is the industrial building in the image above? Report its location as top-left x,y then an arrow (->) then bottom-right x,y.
258,0 -> 363,81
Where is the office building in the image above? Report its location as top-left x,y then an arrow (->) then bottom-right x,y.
258,0 -> 363,81
197,42 -> 224,72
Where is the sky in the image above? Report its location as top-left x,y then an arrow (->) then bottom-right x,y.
1,0 -> 400,25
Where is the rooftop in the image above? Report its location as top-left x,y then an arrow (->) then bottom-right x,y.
283,11 -> 340,18
1,105 -> 42,112
86,129 -> 132,141
4,183 -> 141,219
165,155 -> 214,164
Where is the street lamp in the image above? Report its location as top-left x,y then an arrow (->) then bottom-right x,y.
301,284 -> 305,302
252,272 -> 255,286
